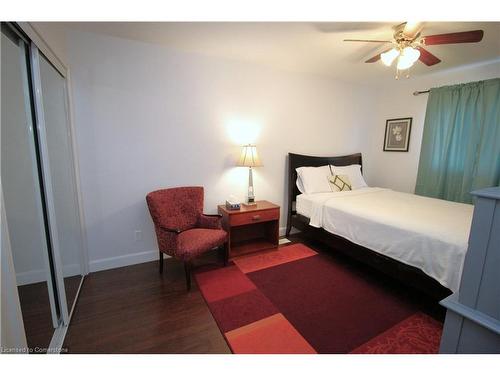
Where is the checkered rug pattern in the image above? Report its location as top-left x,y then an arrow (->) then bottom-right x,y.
194,243 -> 443,354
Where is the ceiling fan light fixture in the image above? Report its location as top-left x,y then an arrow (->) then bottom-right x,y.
397,55 -> 413,70
351,23 -> 483,79
403,46 -> 420,63
381,48 -> 400,66
397,46 -> 420,70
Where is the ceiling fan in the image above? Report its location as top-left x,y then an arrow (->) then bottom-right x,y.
344,22 -> 484,78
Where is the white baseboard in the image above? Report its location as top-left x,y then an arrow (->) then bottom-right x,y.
16,263 -> 81,286
279,226 -> 300,237
278,238 -> 292,245
86,227 -> 295,275
88,250 -> 160,273
15,228 -> 298,291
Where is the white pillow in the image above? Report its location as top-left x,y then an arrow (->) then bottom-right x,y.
330,164 -> 367,190
296,176 -> 306,194
296,165 -> 332,194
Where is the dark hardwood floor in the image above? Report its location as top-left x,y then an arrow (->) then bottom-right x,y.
63,250 -> 231,353
63,236 -> 445,353
17,274 -> 82,352
65,275 -> 83,312
17,281 -> 54,351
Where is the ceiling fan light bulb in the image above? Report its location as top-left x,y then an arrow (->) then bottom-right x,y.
402,46 -> 420,63
412,48 -> 421,63
397,55 -> 414,70
381,48 -> 399,66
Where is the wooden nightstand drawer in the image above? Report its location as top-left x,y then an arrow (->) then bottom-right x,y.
230,208 -> 279,227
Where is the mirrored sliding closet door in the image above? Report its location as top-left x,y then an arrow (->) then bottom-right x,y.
36,50 -> 85,318
1,23 -> 59,352
1,22 -> 85,353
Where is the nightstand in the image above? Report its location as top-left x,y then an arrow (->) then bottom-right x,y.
218,200 -> 280,259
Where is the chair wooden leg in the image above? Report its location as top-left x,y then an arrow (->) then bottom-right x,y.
184,261 -> 192,291
223,242 -> 229,266
159,251 -> 164,274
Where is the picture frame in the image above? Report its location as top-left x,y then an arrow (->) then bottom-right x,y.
383,117 -> 412,152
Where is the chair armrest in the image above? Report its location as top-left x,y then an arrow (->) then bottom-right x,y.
158,225 -> 184,234
198,213 -> 223,229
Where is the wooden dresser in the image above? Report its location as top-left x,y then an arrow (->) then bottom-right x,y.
218,200 -> 280,259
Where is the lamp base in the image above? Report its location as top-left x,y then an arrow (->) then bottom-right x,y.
242,203 -> 257,207
244,167 -> 257,206
243,198 -> 257,207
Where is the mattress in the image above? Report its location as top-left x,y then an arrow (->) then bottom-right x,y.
296,191 -> 339,219
296,188 -> 474,292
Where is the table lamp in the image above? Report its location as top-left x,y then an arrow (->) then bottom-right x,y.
237,144 -> 262,205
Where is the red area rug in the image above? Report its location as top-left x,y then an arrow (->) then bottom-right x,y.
194,243 -> 443,354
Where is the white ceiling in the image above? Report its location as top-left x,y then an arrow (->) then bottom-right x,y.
62,22 -> 500,84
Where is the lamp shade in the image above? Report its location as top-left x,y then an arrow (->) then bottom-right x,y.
237,145 -> 262,167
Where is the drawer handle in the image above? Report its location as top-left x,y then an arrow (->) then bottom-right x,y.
252,215 -> 261,221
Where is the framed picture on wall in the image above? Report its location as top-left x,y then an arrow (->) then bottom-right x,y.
383,117 -> 412,152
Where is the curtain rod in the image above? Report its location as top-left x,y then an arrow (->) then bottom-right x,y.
413,90 -> 430,96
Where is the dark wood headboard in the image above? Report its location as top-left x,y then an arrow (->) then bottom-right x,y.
286,152 -> 362,233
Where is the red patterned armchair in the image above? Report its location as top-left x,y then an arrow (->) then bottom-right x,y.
146,186 -> 228,290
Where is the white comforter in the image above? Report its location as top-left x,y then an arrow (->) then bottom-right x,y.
306,188 -> 474,293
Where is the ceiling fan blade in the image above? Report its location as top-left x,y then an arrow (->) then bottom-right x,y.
402,21 -> 425,39
393,22 -> 406,30
422,30 -> 484,45
365,48 -> 391,63
344,39 -> 392,43
417,47 -> 441,66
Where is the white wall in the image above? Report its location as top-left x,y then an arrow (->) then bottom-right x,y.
64,30 -> 374,271
363,60 -> 500,193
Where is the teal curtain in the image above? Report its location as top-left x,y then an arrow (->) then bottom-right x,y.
415,78 -> 500,203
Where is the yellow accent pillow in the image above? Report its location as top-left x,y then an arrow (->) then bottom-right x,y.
328,174 -> 352,192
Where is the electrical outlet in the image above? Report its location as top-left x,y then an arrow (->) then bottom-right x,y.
134,230 -> 143,241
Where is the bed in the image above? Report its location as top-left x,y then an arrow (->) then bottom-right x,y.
286,152 -> 474,299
